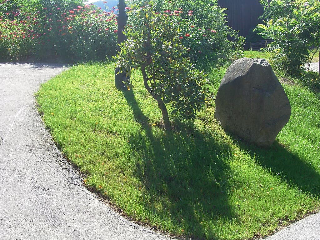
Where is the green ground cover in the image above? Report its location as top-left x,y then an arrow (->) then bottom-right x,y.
36,61 -> 320,239
243,50 -> 272,60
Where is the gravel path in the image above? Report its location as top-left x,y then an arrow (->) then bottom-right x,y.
0,63 -> 172,240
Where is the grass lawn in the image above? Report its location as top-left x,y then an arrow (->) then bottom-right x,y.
36,59 -> 320,239
243,50 -> 272,60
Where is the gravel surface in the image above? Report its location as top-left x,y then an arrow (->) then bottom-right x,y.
0,63 -> 173,240
263,213 -> 320,240
305,62 -> 319,73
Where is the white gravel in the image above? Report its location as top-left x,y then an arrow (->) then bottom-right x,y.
0,63 -> 173,240
263,213 -> 320,240
305,62 -> 319,73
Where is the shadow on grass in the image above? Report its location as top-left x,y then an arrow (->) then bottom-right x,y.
237,139 -> 320,197
123,89 -> 236,239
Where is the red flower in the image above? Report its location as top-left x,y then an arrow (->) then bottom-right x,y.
114,30 -> 118,33
185,33 -> 190,37
69,10 -> 75,14
179,36 -> 183,39
211,29 -> 216,33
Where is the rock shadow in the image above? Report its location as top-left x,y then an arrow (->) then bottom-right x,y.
238,139 -> 320,197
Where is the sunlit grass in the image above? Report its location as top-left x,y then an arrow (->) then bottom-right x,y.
243,50 -> 272,60
36,62 -> 320,239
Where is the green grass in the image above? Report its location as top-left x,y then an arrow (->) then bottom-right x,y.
36,62 -> 320,239
243,50 -> 272,60
244,49 -> 319,63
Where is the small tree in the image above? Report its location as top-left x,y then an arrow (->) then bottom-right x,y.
116,3 -> 207,130
257,0 -> 320,75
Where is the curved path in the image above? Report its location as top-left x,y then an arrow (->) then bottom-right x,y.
0,63 -> 172,240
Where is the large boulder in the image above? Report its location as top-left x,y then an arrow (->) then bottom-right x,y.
215,58 -> 291,147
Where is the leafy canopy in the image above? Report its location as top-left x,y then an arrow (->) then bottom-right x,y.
257,0 -> 320,75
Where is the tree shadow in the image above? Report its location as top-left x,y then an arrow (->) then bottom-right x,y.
236,138 -> 320,197
122,89 -> 236,239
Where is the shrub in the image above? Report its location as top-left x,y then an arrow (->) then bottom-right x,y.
30,1 -> 117,62
131,0 -> 244,71
0,0 -> 118,62
0,17 -> 33,61
257,0 -> 320,76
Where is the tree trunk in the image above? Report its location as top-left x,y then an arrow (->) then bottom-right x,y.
141,66 -> 171,131
115,0 -> 129,90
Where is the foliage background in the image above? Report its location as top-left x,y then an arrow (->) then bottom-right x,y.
0,0 -> 117,62
257,0 -> 320,75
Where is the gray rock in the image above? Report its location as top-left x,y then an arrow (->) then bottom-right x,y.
215,58 -> 291,147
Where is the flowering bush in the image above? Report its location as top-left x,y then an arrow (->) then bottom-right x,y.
0,0 -> 33,60
132,0 -> 244,70
0,0 -> 118,62
66,5 -> 117,61
257,0 -> 320,75
0,17 -> 33,60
